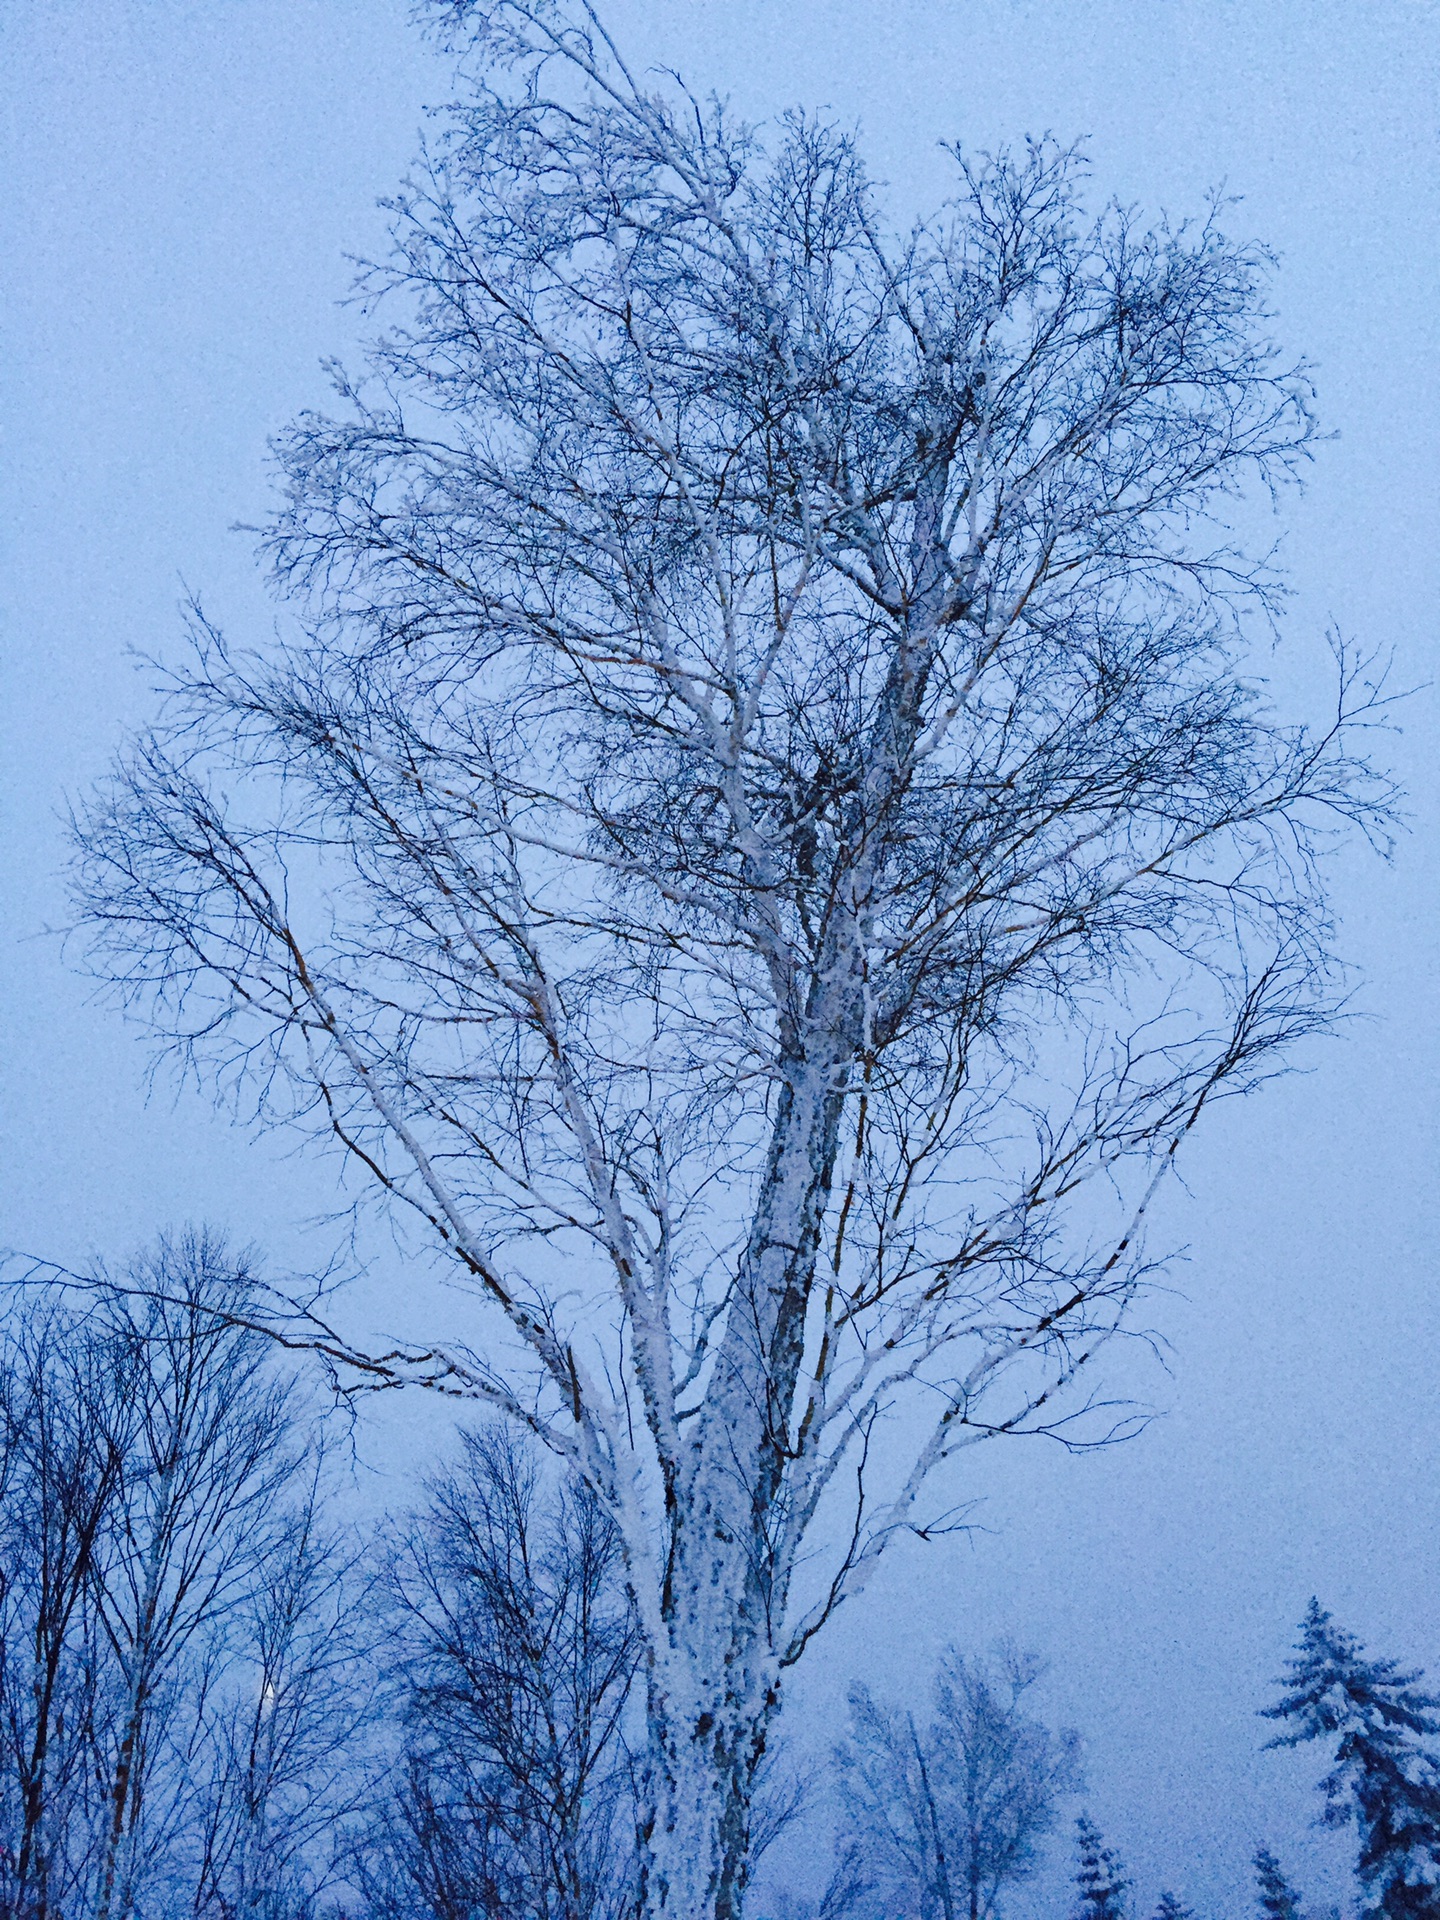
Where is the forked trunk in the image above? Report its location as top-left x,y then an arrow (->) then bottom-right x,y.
635,1063 -> 847,1918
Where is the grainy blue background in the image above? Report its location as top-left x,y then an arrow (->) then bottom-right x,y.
3,4 -> 1437,1912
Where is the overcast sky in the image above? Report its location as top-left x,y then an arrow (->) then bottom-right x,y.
3,3 -> 1438,1913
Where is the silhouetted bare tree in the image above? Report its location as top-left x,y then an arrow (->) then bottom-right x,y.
85,1234 -> 307,1920
0,1235 -> 370,1920
0,1303 -> 129,1920
362,1424 -> 640,1920
187,1471 -> 373,1920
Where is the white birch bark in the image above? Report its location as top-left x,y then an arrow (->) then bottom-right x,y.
72,6 -> 1389,1914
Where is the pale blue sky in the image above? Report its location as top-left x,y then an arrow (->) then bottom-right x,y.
3,4 -> 1438,1912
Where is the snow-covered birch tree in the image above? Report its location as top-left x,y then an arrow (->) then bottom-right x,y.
73,3 -> 1387,1913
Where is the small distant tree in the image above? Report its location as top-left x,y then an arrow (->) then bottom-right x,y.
1263,1600 -> 1440,1920
1151,1893 -> 1192,1920
1073,1815 -> 1128,1920
839,1644 -> 1081,1920
1,1234 -> 360,1920
1254,1845 -> 1303,1920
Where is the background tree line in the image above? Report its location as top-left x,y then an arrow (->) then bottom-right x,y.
3,1236 -> 1435,1920
0,1231 -> 648,1920
0,1234 -> 364,1920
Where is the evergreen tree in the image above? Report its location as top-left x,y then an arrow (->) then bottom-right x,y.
1254,1846 -> 1302,1920
1074,1816 -> 1128,1920
1264,1600 -> 1440,1919
1152,1893 -> 1192,1920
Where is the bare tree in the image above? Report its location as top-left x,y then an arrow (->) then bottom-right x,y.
187,1470 -> 373,1920
362,1423 -> 640,1920
83,1233 -> 308,1920
73,2 -> 1388,1912
837,1645 -> 1082,1920
0,1241 -> 372,1920
0,1303 -> 130,1920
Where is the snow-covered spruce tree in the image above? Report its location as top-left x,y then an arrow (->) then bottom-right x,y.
1073,1816 -> 1128,1920
1150,1893 -> 1192,1920
1264,1602 -> 1440,1920
74,2 -> 1384,1914
1254,1846 -> 1303,1920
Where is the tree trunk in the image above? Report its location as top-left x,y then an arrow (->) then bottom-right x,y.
639,1638 -> 774,1920
629,581 -> 946,1916
635,1058 -> 851,1917
96,1677 -> 148,1920
97,1460 -> 173,1920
